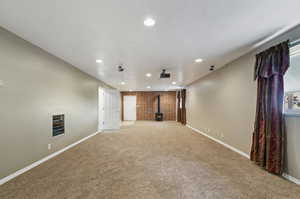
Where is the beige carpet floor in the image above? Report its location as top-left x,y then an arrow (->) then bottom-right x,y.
1,121 -> 300,199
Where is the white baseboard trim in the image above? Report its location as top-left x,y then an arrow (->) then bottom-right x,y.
283,173 -> 300,185
186,124 -> 300,185
0,131 -> 100,185
186,124 -> 250,159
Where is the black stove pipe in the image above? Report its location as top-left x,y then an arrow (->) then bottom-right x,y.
157,95 -> 160,113
155,95 -> 163,121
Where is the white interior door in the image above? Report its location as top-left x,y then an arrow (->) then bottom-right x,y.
98,87 -> 104,131
102,88 -> 121,130
123,95 -> 137,121
111,89 -> 121,129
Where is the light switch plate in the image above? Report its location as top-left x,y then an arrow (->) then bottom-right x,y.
0,80 -> 3,86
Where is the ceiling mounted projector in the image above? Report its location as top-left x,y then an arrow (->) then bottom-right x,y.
160,69 -> 170,78
118,65 -> 124,72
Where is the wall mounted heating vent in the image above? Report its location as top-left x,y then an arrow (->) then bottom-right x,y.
52,114 -> 65,136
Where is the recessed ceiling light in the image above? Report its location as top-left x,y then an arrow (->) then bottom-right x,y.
144,18 -> 155,27
146,73 -> 152,77
195,58 -> 203,63
121,82 -> 125,85
147,86 -> 151,89
96,59 -> 103,63
172,81 -> 176,85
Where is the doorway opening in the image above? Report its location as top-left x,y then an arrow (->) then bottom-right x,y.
123,95 -> 137,121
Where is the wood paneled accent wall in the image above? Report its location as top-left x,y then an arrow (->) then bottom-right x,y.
121,91 -> 177,121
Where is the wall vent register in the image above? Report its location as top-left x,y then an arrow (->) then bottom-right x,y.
52,114 -> 65,136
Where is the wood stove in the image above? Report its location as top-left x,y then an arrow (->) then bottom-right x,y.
155,95 -> 163,121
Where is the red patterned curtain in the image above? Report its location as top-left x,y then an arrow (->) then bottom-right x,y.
250,41 -> 290,175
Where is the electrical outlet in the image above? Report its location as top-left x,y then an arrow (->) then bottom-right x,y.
48,144 -> 51,150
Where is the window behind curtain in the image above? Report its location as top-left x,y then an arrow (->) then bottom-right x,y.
284,42 -> 300,115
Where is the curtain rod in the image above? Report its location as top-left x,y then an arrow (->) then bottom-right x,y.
252,23 -> 300,49
290,39 -> 300,47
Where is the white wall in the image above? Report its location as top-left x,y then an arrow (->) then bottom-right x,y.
187,25 -> 300,180
0,27 -> 111,179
